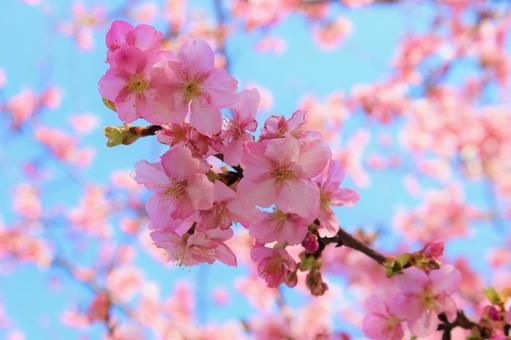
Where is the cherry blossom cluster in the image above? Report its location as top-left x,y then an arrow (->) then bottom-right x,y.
99,20 -> 360,291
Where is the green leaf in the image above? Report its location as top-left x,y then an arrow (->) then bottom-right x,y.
484,287 -> 502,305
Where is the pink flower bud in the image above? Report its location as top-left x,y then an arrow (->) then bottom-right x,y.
423,240 -> 444,258
488,305 -> 502,321
302,233 -> 320,253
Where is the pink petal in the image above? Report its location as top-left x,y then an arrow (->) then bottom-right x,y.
396,267 -> 428,294
190,96 -> 222,136
277,179 -> 319,220
106,20 -> 133,52
237,178 -> 278,209
115,94 -> 139,123
186,174 -> 214,210
214,243 -> 237,266
330,188 -> 360,206
264,135 -> 300,165
202,68 -> 238,108
98,70 -> 125,101
111,46 -> 147,74
232,88 -> 259,129
214,181 -> 236,202
178,39 -> 214,77
160,146 -> 200,179
408,310 -> 439,338
430,265 -> 461,295
131,24 -> 162,51
297,137 -> 331,178
133,160 -> 168,191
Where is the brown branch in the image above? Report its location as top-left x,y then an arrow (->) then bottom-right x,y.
319,227 -> 388,265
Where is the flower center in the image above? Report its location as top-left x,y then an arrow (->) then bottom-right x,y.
272,167 -> 295,183
319,189 -> 330,210
420,287 -> 436,309
183,80 -> 201,103
165,180 -> 186,198
212,203 -> 230,227
272,210 -> 289,223
126,75 -> 149,95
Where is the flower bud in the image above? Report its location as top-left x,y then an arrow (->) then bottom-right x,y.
302,233 -> 320,253
423,240 -> 444,259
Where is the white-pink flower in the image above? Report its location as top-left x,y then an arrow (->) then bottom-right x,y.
362,295 -> 404,340
314,159 -> 359,236
251,244 -> 296,288
134,145 -> 214,228
394,265 -> 461,337
151,228 -> 237,266
249,209 -> 310,245
144,39 -> 238,136
221,88 -> 259,166
238,134 -> 330,219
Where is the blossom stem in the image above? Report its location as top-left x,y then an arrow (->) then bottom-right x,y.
320,227 -> 388,265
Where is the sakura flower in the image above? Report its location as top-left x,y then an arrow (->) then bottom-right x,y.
106,266 -> 143,302
41,86 -> 62,110
68,113 -> 99,135
260,109 -> 308,141
362,295 -> 404,340
313,17 -> 353,51
423,240 -> 445,259
221,88 -> 259,165
249,209 -> 310,245
134,145 -> 214,227
151,228 -> 237,266
251,245 -> 296,288
199,181 -> 253,230
394,265 -> 461,337
506,307 -> 511,324
238,134 -> 330,219
6,89 -> 39,129
98,45 -> 172,124
145,39 -> 238,135
13,183 -> 42,220
314,159 -> 359,236
105,20 -> 162,60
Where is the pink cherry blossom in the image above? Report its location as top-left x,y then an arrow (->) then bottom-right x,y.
134,145 -> 214,227
41,86 -> 62,110
260,109 -> 308,141
68,113 -> 99,135
12,183 -> 42,220
98,45 -> 172,124
249,209 -> 310,245
151,228 -> 237,266
394,265 -> 461,337
199,181 -> 253,230
314,159 -> 359,236
362,295 -> 404,340
6,89 -> 39,128
238,134 -> 330,219
221,88 -> 259,165
144,39 -> 238,135
313,17 -> 353,51
105,20 -> 162,60
423,240 -> 445,259
251,245 -> 296,288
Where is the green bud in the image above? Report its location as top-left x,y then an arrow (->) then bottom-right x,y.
102,97 -> 116,112
484,287 -> 502,305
